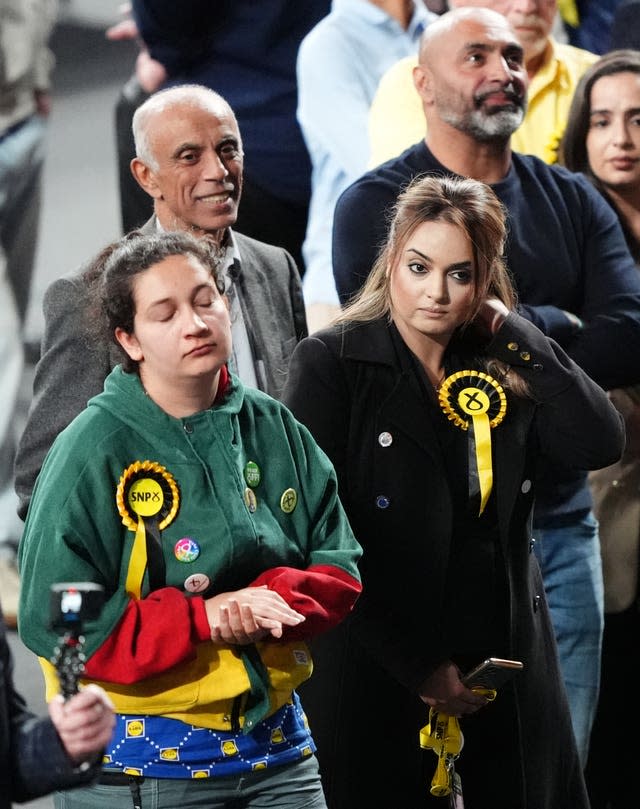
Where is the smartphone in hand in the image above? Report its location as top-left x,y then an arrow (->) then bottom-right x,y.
462,657 -> 523,691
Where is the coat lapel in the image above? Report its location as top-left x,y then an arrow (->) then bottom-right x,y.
232,233 -> 283,396
343,320 -> 444,467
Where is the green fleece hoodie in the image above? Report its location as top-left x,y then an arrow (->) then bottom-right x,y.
18,366 -> 361,730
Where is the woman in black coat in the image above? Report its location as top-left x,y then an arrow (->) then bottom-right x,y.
283,175 -> 624,809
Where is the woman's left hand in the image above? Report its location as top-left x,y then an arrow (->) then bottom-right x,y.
418,660 -> 490,717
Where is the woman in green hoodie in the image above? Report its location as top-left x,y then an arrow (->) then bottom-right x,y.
18,230 -> 362,809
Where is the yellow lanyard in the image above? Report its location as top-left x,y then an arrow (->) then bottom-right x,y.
419,688 -> 496,797
420,710 -> 463,797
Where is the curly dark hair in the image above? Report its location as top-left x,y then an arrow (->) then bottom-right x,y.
85,230 -> 225,372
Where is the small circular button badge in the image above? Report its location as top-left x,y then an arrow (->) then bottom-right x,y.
378,431 -> 393,447
280,488 -> 298,513
244,487 -> 258,513
184,573 -> 211,593
174,537 -> 200,563
244,461 -> 261,488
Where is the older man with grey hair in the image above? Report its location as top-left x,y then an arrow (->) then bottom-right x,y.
15,84 -> 307,527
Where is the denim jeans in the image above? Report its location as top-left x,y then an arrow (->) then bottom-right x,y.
0,113 -> 46,322
533,511 -> 604,767
54,755 -> 327,809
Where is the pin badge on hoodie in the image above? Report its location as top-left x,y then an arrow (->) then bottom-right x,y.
174,537 -> 200,563
244,461 -> 261,487
280,488 -> 297,513
244,487 -> 258,513
184,573 -> 210,594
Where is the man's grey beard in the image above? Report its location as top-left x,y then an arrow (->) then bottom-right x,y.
441,106 -> 525,143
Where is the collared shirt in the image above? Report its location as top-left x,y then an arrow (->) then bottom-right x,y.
367,37 -> 598,167
220,232 -> 258,389
521,38 -> 598,161
298,0 -> 436,307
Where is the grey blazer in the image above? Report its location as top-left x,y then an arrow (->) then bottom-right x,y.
15,220 -> 307,519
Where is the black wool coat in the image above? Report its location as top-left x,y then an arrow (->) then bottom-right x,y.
284,313 -> 623,809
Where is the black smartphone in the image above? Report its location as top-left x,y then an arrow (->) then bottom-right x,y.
462,657 -> 523,690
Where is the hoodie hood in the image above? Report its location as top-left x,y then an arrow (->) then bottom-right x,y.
87,365 -> 247,461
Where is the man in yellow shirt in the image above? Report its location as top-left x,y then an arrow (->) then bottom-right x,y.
369,0 -> 597,166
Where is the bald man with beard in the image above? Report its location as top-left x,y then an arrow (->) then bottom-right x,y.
368,0 -> 598,165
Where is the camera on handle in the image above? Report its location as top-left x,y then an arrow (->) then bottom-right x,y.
50,581 -> 104,632
50,582 -> 104,699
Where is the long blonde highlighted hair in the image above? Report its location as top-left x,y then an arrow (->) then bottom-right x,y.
338,174 -> 515,324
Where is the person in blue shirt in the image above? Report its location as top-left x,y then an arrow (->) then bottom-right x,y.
297,0 -> 436,331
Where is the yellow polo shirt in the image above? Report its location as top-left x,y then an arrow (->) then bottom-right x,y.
368,37 -> 597,167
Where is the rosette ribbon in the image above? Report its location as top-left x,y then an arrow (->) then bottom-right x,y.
116,461 -> 180,598
438,371 -> 507,515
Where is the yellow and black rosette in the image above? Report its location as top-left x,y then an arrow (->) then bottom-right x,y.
438,371 -> 507,515
116,461 -> 180,599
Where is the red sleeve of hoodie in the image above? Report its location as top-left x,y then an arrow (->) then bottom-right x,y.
250,564 -> 362,641
84,563 -> 361,683
84,587 -> 211,684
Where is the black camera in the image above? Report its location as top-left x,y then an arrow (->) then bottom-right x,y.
50,582 -> 105,699
50,582 -> 104,632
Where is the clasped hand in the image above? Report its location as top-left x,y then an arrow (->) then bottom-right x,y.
205,585 -> 305,645
419,660 -> 490,717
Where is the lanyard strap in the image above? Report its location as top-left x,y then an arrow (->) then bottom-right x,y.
420,710 -> 463,797
419,688 -> 496,797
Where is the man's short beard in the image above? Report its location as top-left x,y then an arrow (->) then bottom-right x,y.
441,107 -> 525,143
